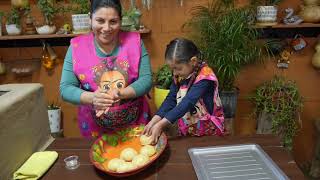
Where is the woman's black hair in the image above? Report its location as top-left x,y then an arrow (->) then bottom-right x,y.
165,38 -> 203,64
90,0 -> 122,18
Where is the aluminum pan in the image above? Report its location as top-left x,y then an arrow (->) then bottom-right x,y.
188,144 -> 289,180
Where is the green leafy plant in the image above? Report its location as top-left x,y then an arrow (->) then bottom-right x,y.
184,0 -> 269,91
0,11 -> 4,17
69,0 -> 91,14
5,8 -> 21,26
48,101 -> 60,110
250,76 -> 303,150
37,0 -> 58,25
153,64 -> 173,89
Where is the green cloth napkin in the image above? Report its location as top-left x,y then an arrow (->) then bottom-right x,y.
13,151 -> 58,180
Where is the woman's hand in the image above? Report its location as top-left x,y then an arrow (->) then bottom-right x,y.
148,119 -> 170,145
92,88 -> 116,117
143,115 -> 162,136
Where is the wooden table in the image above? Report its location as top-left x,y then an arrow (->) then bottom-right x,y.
43,135 -> 304,180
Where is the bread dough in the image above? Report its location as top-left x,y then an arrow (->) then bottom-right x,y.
107,158 -> 125,172
132,154 -> 150,167
120,148 -> 138,161
140,135 -> 152,145
140,145 -> 156,157
116,162 -> 137,173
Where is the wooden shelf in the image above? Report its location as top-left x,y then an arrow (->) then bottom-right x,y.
0,29 -> 151,47
254,23 -> 320,29
254,23 -> 320,39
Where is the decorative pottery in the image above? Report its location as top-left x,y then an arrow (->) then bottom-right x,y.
300,5 -> 320,23
48,108 -> 61,133
5,24 -> 22,35
36,25 -> 56,35
71,14 -> 90,34
89,125 -> 168,177
154,87 -> 170,109
256,6 -> 278,26
11,0 -> 29,8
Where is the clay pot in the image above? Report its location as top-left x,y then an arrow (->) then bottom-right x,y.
300,5 -> 320,23
11,0 -> 29,8
304,0 -> 319,6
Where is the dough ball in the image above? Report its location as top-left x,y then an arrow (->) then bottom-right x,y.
132,154 -> 150,167
140,145 -> 156,157
107,158 -> 125,172
120,148 -> 138,161
140,135 -> 152,145
116,162 -> 137,173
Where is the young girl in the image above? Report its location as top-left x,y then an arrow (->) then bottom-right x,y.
143,38 -> 224,143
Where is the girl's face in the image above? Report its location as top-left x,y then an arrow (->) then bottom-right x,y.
166,58 -> 196,79
91,7 -> 121,46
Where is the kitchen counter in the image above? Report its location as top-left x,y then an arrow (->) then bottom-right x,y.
43,135 -> 304,179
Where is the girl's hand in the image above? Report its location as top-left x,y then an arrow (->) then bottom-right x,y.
149,119 -> 170,145
143,115 -> 162,136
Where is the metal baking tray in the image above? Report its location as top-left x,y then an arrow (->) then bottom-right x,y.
188,144 -> 289,180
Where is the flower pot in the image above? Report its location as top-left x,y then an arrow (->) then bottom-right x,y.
72,14 -> 91,34
5,24 -> 21,35
220,89 -> 239,118
154,87 -> 170,109
11,0 -> 29,8
48,108 -> 61,133
256,6 -> 278,26
36,25 -> 56,35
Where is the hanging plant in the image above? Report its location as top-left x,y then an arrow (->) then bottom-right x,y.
250,76 -> 303,150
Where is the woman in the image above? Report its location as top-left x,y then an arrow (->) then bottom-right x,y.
60,0 -> 152,137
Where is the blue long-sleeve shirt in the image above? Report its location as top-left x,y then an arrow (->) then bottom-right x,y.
156,78 -> 215,123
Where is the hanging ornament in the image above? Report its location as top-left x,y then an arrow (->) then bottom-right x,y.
41,42 -> 55,70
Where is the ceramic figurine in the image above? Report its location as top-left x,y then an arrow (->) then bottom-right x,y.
277,49 -> 292,69
283,8 -> 304,25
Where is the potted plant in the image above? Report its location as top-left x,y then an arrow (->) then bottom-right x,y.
255,0 -> 283,26
185,0 -> 268,119
69,0 -> 91,34
121,0 -> 142,31
36,0 -> 57,34
250,76 -> 303,150
153,64 -> 173,109
5,8 -> 22,35
47,101 -> 62,133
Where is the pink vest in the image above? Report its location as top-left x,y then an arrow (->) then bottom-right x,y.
176,65 -> 225,136
71,32 -> 149,137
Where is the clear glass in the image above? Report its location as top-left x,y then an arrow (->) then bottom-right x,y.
64,155 -> 80,170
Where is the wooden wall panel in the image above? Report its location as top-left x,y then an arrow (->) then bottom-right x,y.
0,0 -> 319,167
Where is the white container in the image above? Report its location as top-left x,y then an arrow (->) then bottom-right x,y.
36,25 -> 56,35
48,108 -> 61,133
256,6 -> 278,25
72,14 -> 91,34
5,24 -> 22,35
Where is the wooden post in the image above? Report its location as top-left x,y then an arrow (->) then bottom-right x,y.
310,118 -> 320,178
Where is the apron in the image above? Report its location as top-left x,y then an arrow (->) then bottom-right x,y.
71,32 -> 150,137
176,65 -> 224,136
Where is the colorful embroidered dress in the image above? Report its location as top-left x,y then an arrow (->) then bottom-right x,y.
176,65 -> 224,136
71,32 -> 150,137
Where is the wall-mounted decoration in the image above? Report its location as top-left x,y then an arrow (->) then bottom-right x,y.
312,41 -> 320,69
291,34 -> 307,51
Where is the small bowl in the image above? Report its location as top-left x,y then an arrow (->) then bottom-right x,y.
36,25 -> 56,35
64,155 -> 80,170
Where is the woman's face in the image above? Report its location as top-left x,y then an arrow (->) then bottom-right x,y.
91,7 -> 121,46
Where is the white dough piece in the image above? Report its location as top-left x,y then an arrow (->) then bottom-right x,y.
107,158 -> 125,172
140,134 -> 152,145
120,148 -> 138,161
132,154 -> 150,167
140,145 -> 156,157
116,162 -> 137,173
